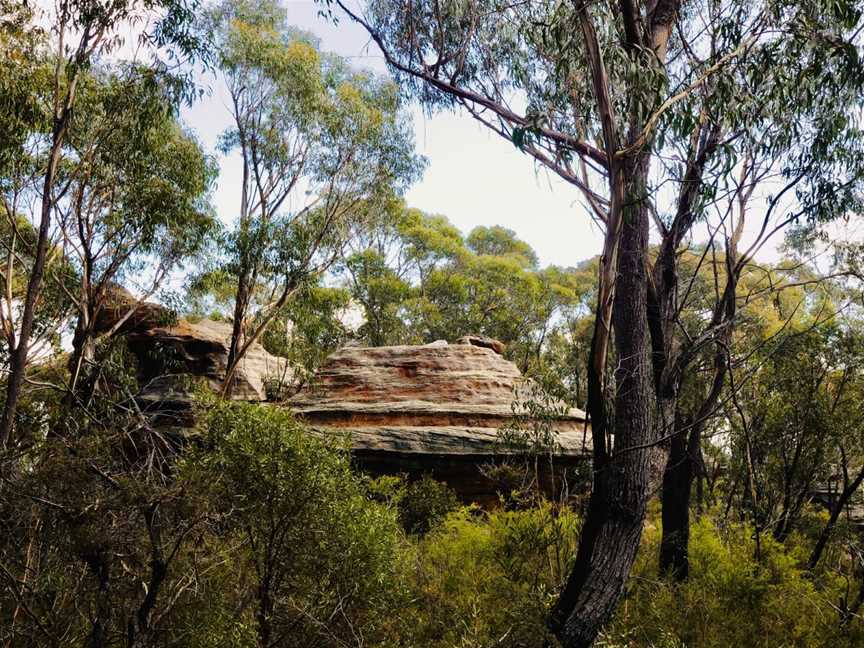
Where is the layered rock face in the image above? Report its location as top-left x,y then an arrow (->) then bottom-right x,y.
104,293 -> 587,503
125,318 -> 288,406
97,293 -> 288,411
288,340 -> 588,503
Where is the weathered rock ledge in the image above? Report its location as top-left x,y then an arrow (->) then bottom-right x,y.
289,342 -> 587,451
127,318 -> 288,404
288,342 -> 589,502
105,295 -> 589,502
96,293 -> 288,406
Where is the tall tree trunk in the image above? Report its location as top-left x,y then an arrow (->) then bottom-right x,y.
0,59 -> 81,447
657,230 -> 737,577
126,506 -> 169,648
66,312 -> 97,404
659,416 -> 717,579
0,150 -> 61,446
773,484 -> 810,543
659,422 -> 697,579
549,156 -> 659,648
224,211 -> 259,398
256,583 -> 273,648
224,271 -> 252,398
85,552 -> 112,648
696,446 -> 705,515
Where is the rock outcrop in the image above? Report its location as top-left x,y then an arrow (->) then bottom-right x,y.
455,334 -> 507,355
96,294 -> 288,410
288,341 -> 588,503
104,292 -> 587,503
125,318 -> 288,406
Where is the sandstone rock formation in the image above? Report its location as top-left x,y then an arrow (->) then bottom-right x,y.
104,290 -> 587,503
288,341 -> 589,503
455,334 -> 506,355
125,318 -> 289,405
97,293 -> 288,410
94,286 -> 174,335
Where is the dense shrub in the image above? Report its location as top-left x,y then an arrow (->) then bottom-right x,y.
368,473 -> 461,535
399,475 -> 461,535
394,503 -> 580,647
600,511 -> 864,648
387,503 -> 864,648
5,397 -> 864,648
180,401 -> 408,647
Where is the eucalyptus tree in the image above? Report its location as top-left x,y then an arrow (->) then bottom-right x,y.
0,0 -> 208,448
322,0 -> 864,643
807,337 -> 864,572
723,315 -> 836,550
467,225 -> 540,268
719,283 -> 864,570
0,1 -> 43,184
202,0 -> 422,396
342,207 -> 590,367
56,67 -> 216,401
0,5 -> 69,381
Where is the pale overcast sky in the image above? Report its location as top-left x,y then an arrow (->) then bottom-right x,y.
180,1 -> 607,269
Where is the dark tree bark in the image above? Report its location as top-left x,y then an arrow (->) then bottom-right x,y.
84,551 -> 112,648
0,111 -> 71,447
125,505 -> 170,648
840,562 -> 864,628
658,347 -> 729,579
696,445 -> 706,515
773,483 -> 812,543
656,179 -> 741,577
809,465 -> 864,571
659,421 -> 698,579
548,153 -> 660,647
224,267 -> 253,399
0,25 -> 96,447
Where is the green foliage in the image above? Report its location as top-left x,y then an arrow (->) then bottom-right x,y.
194,0 -> 423,307
493,383 -> 589,506
345,248 -> 416,346
355,0 -> 864,244
715,278 -> 864,545
184,400 -> 406,646
0,1 -> 218,429
370,474 -> 461,535
62,65 -> 217,285
0,341 -> 211,645
188,0 -> 424,395
395,503 -> 580,647
5,378 -> 864,647
603,513 -> 864,648
258,284 -> 352,394
380,505 -> 864,648
0,2 -> 46,189
467,225 -> 539,268
5,3 -> 864,647
344,206 -> 593,376
0,216 -> 76,370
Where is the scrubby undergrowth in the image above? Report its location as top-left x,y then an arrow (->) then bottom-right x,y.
3,400 -> 863,647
